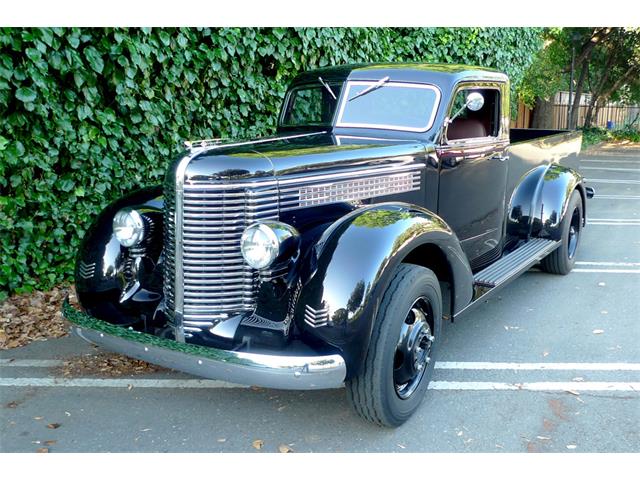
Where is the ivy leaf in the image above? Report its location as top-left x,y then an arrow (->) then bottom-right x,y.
15,87 -> 37,103
84,46 -> 104,74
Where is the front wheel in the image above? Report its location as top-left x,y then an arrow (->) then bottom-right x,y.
540,189 -> 583,275
346,264 -> 442,427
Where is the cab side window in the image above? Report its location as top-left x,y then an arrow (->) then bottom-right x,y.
447,88 -> 500,141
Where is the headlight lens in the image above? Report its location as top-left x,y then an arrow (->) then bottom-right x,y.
240,223 -> 280,269
112,208 -> 145,247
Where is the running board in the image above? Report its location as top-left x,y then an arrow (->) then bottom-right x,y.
473,238 -> 560,288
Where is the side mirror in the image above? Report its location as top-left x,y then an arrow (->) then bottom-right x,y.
446,91 -> 486,128
466,92 -> 484,111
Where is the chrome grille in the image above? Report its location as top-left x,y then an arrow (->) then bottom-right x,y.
180,183 -> 279,333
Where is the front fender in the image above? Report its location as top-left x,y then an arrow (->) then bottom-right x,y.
75,187 -> 163,325
532,164 -> 586,240
294,203 -> 473,377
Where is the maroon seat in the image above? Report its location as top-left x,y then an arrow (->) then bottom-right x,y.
447,118 -> 487,140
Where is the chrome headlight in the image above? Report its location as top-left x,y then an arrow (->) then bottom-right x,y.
112,208 -> 145,247
240,222 -> 299,270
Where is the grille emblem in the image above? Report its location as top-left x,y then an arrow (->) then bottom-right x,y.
304,304 -> 330,328
78,261 -> 96,279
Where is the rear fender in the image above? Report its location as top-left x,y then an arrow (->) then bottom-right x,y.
532,164 -> 586,240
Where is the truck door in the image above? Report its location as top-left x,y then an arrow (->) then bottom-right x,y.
436,84 -> 509,270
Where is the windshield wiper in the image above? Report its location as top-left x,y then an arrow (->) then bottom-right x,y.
318,76 -> 337,100
348,76 -> 390,102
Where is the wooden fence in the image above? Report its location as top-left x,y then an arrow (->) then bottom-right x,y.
510,92 -> 640,131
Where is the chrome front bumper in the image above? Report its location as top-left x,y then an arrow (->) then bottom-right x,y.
63,302 -> 346,390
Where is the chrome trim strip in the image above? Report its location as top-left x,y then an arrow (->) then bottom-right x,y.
185,131 -> 327,155
73,326 -> 346,390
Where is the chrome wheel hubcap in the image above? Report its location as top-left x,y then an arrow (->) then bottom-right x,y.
393,298 -> 434,399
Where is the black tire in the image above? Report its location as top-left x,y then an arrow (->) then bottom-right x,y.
346,264 -> 442,427
540,189 -> 583,275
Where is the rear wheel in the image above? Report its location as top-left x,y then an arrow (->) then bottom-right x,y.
540,189 -> 583,275
346,264 -> 442,427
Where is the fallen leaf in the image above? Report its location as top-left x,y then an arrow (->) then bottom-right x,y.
46,423 -> 60,429
597,282 -> 606,287
543,351 -> 550,357
277,405 -> 287,412
217,438 -> 226,443
64,411 -> 71,416
1,286 -> 73,350
592,329 -> 605,334
43,440 -> 57,446
252,439 -> 264,450
397,444 -> 406,449
57,353 -> 165,378
278,444 -> 293,453
6,401 -> 18,408
567,444 -> 577,450
457,431 -> 463,437
36,448 -> 49,453
128,384 -> 133,390
33,416 -> 44,420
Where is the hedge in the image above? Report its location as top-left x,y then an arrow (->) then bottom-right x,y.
0,27 -> 543,298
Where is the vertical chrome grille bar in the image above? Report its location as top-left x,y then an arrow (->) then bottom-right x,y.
172,154 -> 193,343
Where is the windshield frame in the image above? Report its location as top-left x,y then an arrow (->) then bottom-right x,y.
335,80 -> 442,133
279,81 -> 344,128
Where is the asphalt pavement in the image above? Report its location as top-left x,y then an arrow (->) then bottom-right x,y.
1,143 -> 639,453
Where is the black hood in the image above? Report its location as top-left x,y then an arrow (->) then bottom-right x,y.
181,131 -> 429,185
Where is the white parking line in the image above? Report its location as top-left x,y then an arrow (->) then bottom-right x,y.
584,178 -> 640,184
581,166 -> 640,172
429,381 -> 640,392
588,222 -> 640,226
582,159 -> 640,164
572,269 -> 640,273
1,377 -> 638,393
0,377 -> 245,389
0,359 -> 63,367
575,261 -> 640,267
435,362 -> 640,371
587,218 -> 640,226
590,195 -> 640,200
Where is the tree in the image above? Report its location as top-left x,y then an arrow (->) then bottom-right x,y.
582,28 -> 640,127
520,27 -> 640,130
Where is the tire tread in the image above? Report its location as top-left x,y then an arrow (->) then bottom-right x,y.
347,264 -> 431,426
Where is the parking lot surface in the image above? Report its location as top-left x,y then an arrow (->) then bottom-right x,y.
1,144 -> 639,453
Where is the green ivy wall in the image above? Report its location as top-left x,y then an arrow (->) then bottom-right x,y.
0,27 -> 543,297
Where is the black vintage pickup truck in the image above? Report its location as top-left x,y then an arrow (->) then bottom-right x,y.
65,63 -> 594,427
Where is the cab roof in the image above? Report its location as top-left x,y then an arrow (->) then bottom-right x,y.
290,63 -> 509,89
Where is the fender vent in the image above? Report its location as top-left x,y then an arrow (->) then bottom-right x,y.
78,261 -> 96,279
304,304 -> 330,328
